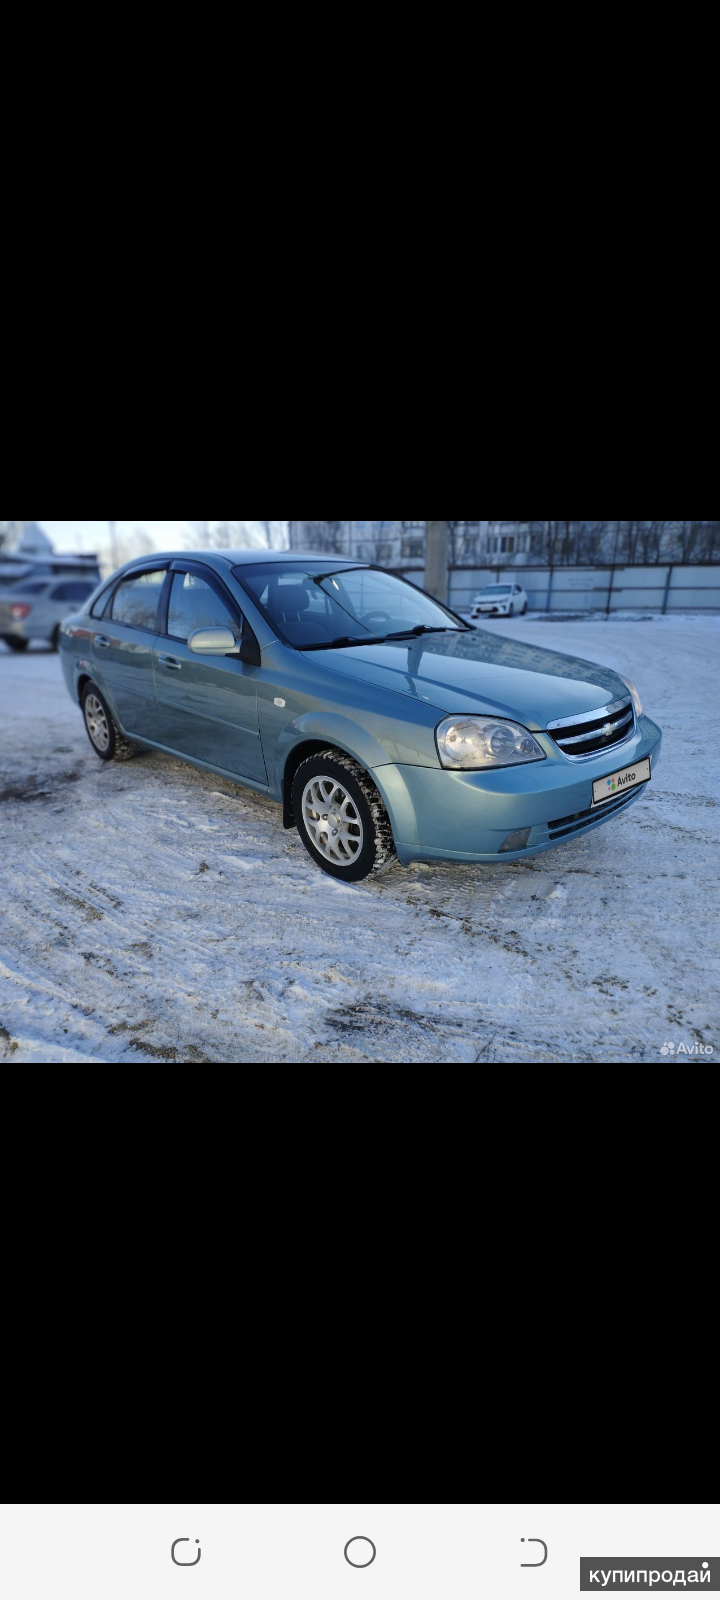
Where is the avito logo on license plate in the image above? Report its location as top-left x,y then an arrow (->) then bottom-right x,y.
593,757 -> 651,807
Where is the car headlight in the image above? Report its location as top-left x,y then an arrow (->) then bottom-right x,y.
619,675 -> 643,717
436,716 -> 547,770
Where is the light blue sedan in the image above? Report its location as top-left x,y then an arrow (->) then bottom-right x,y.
59,552 -> 662,880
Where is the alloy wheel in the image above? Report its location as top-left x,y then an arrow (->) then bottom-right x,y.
302,776 -> 364,866
85,693 -> 110,753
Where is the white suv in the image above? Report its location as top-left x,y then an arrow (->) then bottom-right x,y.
471,582 -> 528,621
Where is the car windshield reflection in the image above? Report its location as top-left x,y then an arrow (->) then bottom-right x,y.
240,563 -> 464,649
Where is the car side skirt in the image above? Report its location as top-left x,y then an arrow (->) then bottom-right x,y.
119,735 -> 272,795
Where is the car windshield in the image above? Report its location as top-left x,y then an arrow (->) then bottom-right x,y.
239,564 -> 465,649
479,585 -> 512,596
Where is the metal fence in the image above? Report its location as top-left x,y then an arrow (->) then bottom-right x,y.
402,563 -> 720,615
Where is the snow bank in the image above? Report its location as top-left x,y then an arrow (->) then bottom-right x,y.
1,618 -> 717,1064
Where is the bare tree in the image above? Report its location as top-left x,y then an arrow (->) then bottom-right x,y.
560,521 -> 576,564
189,521 -> 221,549
255,521 -> 289,550
361,521 -> 397,565
298,521 -> 346,554
639,521 -> 666,564
107,520 -> 120,568
625,520 -> 642,563
674,520 -> 708,562
188,520 -> 288,551
456,522 -> 484,565
531,519 -> 718,567
541,521 -> 564,565
697,520 -> 720,560
557,520 -> 603,564
442,522 -> 486,566
577,521 -> 610,564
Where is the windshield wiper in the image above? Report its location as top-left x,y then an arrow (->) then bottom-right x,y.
301,624 -> 472,651
301,635 -> 383,651
383,625 -> 468,641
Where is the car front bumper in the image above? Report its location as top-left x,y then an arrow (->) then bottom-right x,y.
372,715 -> 662,865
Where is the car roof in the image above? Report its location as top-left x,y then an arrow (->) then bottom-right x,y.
121,550 -> 368,570
0,556 -> 100,569
223,551 -> 366,567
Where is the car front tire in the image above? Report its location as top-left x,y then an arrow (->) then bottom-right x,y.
81,681 -> 140,763
292,749 -> 397,881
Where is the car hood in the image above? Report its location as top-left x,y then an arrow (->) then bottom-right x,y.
308,630 -> 630,729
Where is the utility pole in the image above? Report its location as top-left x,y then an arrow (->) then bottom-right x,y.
424,520 -> 449,603
108,520 -> 119,569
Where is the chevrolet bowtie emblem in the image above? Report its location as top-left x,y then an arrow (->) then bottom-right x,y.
602,723 -> 615,737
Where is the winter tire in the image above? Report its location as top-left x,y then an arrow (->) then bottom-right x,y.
292,749 -> 397,882
81,681 -> 140,762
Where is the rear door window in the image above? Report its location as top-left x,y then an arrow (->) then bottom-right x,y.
110,570 -> 167,631
91,586 -> 113,618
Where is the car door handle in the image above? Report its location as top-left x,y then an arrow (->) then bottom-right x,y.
95,635 -> 111,649
158,655 -> 182,670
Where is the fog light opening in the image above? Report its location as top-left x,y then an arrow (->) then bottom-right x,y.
499,828 -> 532,853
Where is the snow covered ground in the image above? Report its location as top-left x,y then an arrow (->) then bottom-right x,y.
0,618 -> 718,1065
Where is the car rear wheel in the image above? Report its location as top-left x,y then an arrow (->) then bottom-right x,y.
3,636 -> 29,653
81,682 -> 140,762
521,602 -> 528,615
292,750 -> 397,881
51,625 -> 61,651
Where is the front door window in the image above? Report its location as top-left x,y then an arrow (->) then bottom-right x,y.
167,572 -> 239,642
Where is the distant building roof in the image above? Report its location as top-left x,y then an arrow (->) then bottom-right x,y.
0,521 -> 55,557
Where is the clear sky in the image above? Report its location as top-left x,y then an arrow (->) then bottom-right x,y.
39,521 -> 191,555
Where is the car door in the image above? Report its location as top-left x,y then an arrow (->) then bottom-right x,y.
90,565 -> 168,738
151,561 -> 267,783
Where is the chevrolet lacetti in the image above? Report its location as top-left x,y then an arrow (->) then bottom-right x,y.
59,552 -> 662,881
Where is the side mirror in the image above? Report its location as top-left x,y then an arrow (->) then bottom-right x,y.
188,627 -> 238,655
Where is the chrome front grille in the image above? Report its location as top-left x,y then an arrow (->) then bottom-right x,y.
547,697 -> 635,760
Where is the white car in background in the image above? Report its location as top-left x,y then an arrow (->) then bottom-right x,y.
471,582 -> 528,621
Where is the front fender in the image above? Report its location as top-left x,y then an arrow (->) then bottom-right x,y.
274,715 -> 426,848
274,711 -> 395,797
